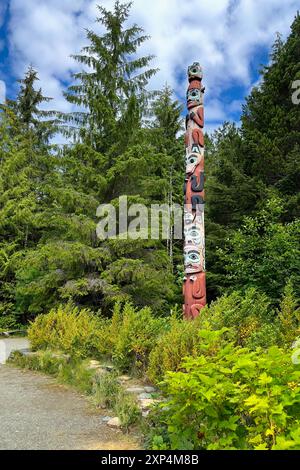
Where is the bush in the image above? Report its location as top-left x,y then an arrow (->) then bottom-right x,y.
277,281 -> 300,345
115,391 -> 141,430
28,303 -> 108,358
147,315 -> 202,383
108,302 -> 168,374
150,329 -> 300,450
93,372 -> 121,409
201,288 -> 280,348
0,302 -> 22,332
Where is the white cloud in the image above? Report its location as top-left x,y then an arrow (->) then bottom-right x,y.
0,80 -> 6,103
6,0 -> 300,132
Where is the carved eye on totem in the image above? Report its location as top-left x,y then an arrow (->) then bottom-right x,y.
184,244 -> 203,273
186,153 -> 197,165
186,152 -> 200,174
185,225 -> 202,245
188,62 -> 203,80
185,249 -> 201,265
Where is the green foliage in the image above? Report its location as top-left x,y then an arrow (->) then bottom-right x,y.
150,329 -> 300,450
107,302 -> 168,373
93,372 -> 121,408
147,315 -> 202,383
64,0 -> 157,153
28,303 -> 107,358
115,391 -> 141,429
201,288 -> 280,348
277,281 -> 300,345
241,16 -> 300,210
220,197 -> 300,303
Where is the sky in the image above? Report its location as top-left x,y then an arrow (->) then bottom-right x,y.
0,0 -> 299,135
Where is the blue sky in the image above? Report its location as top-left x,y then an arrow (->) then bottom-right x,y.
0,0 -> 299,135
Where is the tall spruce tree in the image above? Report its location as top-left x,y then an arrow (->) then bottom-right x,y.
64,1 -> 157,154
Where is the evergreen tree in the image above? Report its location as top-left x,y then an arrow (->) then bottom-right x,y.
241,14 -> 300,218
64,1 -> 157,154
2,66 -> 59,147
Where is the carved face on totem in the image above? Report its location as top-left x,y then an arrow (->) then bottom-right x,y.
185,151 -> 201,174
184,209 -> 194,226
187,88 -> 203,108
184,244 -> 203,274
188,62 -> 203,81
184,224 -> 203,246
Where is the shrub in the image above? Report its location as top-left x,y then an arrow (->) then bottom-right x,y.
93,372 -> 121,409
200,288 -> 281,348
28,303 -> 108,358
147,315 -> 202,383
109,302 -> 168,374
115,391 -> 141,430
277,281 -> 300,345
151,329 -> 300,450
0,303 -> 22,332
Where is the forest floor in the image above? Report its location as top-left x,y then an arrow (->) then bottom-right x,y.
0,365 -> 140,450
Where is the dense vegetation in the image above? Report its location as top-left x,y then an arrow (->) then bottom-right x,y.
1,1 -> 300,450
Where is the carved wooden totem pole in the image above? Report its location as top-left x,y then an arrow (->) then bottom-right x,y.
183,62 -> 207,319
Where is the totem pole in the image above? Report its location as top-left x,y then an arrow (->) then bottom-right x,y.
183,62 -> 206,319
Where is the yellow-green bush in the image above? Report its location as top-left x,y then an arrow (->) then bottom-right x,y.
28,303 -> 108,358
147,315 -> 203,383
277,281 -> 300,345
109,302 -> 168,373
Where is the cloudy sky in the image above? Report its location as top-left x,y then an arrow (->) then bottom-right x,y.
0,0 -> 299,134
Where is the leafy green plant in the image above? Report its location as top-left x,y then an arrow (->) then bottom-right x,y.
277,281 -> 300,345
92,372 -> 121,409
114,391 -> 141,430
147,315 -> 202,383
152,328 -> 300,450
109,302 -> 168,373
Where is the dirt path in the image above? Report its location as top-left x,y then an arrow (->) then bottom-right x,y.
0,365 -> 140,450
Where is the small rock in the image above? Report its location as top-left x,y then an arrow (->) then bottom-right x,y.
107,417 -> 121,428
139,398 -> 159,410
126,386 -> 145,394
118,375 -> 131,382
103,365 -> 114,372
138,393 -> 152,400
144,386 -> 156,393
101,416 -> 112,423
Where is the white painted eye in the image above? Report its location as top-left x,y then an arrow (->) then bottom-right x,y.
186,251 -> 200,264
187,153 -> 198,165
190,230 -> 199,238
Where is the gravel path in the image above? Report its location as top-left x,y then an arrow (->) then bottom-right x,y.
0,365 -> 139,450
